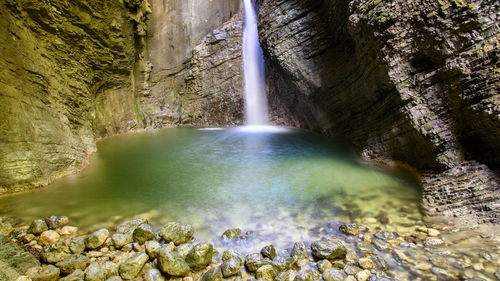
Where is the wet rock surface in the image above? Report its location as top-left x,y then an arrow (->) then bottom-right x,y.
0,213 -> 499,281
258,0 -> 500,224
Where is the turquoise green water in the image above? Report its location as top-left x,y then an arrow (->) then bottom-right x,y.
0,127 -> 421,246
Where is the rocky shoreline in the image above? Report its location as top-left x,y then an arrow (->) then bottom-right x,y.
1,215 -> 499,281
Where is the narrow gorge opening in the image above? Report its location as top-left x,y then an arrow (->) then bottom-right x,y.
0,0 -> 498,281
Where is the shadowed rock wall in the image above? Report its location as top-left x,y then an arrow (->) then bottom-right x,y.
259,0 -> 499,223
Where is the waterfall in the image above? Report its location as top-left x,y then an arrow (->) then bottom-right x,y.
242,0 -> 268,126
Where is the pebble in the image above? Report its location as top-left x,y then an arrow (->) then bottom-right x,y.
423,237 -> 444,247
317,260 -> 332,273
60,226 -> 78,235
38,230 -> 60,246
358,258 -> 374,270
355,270 -> 371,281
427,228 -> 440,237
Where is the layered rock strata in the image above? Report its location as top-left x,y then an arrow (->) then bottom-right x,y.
258,0 -> 499,223
0,0 -> 244,192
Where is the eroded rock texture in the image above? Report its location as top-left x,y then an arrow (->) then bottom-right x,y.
0,0 -> 244,193
142,13 -> 244,127
142,0 -> 244,127
259,0 -> 499,223
0,0 -> 150,193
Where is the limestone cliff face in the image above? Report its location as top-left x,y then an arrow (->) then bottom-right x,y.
0,0 -> 150,193
259,0 -> 499,223
142,0 -> 244,127
0,0 -> 244,193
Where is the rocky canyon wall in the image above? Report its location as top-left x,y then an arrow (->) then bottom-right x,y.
259,0 -> 499,223
142,0 -> 244,127
0,0 -> 244,193
0,0 -> 150,193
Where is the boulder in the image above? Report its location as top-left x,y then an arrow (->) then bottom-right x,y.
85,229 -> 109,250
322,268 -> 346,281
28,220 -> 48,235
185,242 -> 213,270
157,247 -> 190,276
55,254 -> 89,275
145,240 -> 161,259
132,224 -> 155,244
339,224 -> 359,236
245,253 -> 271,272
38,230 -> 60,246
261,245 -> 276,260
159,222 -> 193,245
85,262 -> 107,281
26,265 -> 60,281
311,240 -> 347,260
59,269 -> 84,281
221,257 -> 240,277
220,228 -> 241,240
200,267 -> 222,281
119,252 -> 149,280
112,233 -> 132,249
116,219 -> 148,234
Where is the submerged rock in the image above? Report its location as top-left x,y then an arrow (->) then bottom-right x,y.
261,244 -> 276,260
356,241 -> 374,255
339,224 -> 359,236
255,264 -> 278,281
272,257 -> 298,272
55,254 -> 89,275
28,220 -> 48,235
311,239 -> 347,260
294,272 -> 313,281
185,242 -> 213,270
200,266 -> 222,281
373,231 -> 394,241
275,270 -> 298,281
245,253 -> 271,272
372,239 -> 392,252
322,268 -> 346,281
424,237 -> 444,247
85,229 -> 109,249
291,242 -> 308,262
26,265 -> 60,281
317,260 -> 332,273
371,256 -> 388,272
119,252 -> 149,280
221,257 -> 241,277
159,222 -> 193,245
157,247 -> 190,276
221,228 -> 242,240
358,258 -> 374,270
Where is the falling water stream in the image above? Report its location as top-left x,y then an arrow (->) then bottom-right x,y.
243,0 -> 269,126
0,1 -> 498,280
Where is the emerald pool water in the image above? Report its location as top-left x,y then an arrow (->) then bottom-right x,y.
1,127 -> 499,280
0,127 -> 421,243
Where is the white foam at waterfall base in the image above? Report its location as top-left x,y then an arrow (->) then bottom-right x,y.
243,0 -> 269,126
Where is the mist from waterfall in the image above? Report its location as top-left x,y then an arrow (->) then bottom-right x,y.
243,0 -> 269,126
